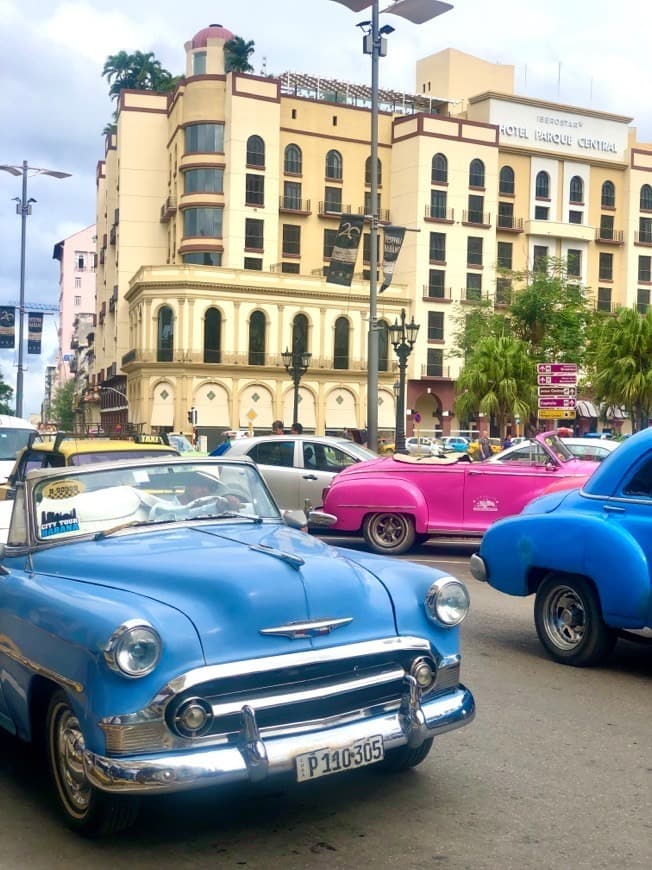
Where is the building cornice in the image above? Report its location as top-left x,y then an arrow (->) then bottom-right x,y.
468,91 -> 633,125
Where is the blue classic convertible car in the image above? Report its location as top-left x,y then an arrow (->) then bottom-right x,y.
471,427 -> 652,667
0,456 -> 474,835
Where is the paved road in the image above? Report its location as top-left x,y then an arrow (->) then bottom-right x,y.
0,539 -> 650,869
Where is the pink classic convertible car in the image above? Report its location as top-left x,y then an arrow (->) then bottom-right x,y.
315,431 -> 599,555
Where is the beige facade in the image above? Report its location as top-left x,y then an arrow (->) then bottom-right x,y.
92,25 -> 652,444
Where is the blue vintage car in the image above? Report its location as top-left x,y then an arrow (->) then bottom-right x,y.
470,427 -> 652,667
0,456 -> 475,835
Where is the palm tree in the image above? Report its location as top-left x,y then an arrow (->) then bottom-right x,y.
455,335 -> 535,437
589,307 -> 652,432
102,50 -> 180,105
224,36 -> 255,73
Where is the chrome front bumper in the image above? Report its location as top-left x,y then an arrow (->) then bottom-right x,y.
84,683 -> 475,794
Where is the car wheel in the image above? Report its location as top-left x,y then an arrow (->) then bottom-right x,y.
46,690 -> 140,836
378,738 -> 433,772
534,573 -> 617,667
363,512 -> 416,555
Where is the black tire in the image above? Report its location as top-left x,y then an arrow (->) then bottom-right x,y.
534,573 -> 617,667
363,512 -> 416,555
46,690 -> 140,836
378,738 -> 434,772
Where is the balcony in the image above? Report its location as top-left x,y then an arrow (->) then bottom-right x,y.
358,206 -> 390,223
595,227 -> 624,244
422,284 -> 452,301
634,231 -> 652,246
462,210 -> 491,228
160,195 -> 177,223
109,286 -> 118,312
524,219 -> 595,242
497,215 -> 524,232
99,249 -> 105,265
109,225 -> 116,245
420,364 -> 452,378
318,201 -> 351,218
120,349 -> 372,370
424,206 -> 454,224
279,196 -> 311,215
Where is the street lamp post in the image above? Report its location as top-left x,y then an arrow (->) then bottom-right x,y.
282,348 -> 311,427
330,0 -> 453,453
389,308 -> 419,453
0,160 -> 71,418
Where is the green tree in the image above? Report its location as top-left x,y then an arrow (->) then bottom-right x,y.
224,36 -> 255,73
587,306 -> 652,432
0,368 -> 14,415
454,335 -> 536,437
101,50 -> 181,130
50,380 -> 76,431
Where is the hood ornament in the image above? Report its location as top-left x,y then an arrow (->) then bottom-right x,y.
260,617 -> 353,639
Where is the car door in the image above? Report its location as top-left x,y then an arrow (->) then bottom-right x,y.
299,442 -> 357,509
245,440 -> 300,511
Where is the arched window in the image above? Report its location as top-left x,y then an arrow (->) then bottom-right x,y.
325,149 -> 343,180
569,175 -> 584,204
536,171 -> 550,199
333,317 -> 349,370
157,306 -> 173,362
641,184 -> 652,211
284,144 -> 302,175
601,180 -> 615,208
499,165 -> 514,195
292,313 -> 309,355
432,153 -> 448,184
365,156 -> 382,186
248,310 -> 266,365
246,135 -> 265,167
204,307 -> 221,364
378,320 -> 389,372
469,159 -> 485,187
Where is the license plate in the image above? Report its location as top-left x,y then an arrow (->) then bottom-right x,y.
295,735 -> 384,782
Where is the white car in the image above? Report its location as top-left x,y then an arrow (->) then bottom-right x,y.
489,436 -> 620,464
222,434 -> 376,514
405,436 -> 442,456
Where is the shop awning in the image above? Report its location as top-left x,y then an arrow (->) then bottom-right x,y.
576,400 -> 598,418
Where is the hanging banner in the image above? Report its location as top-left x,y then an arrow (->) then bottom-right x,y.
380,225 -> 406,292
0,306 -> 16,349
326,214 -> 364,287
27,312 -> 43,354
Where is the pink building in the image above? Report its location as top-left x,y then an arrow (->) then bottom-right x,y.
52,224 -> 96,389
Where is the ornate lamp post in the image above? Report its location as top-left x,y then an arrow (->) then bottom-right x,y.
389,308 -> 419,453
282,348 -> 311,427
0,160 -> 71,417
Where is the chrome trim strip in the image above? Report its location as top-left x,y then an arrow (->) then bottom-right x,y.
259,617 -> 353,639
0,635 -> 83,694
207,665 -> 405,718
85,685 -> 475,794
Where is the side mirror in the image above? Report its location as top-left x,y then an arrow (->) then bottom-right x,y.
306,510 -> 338,528
283,509 -> 309,530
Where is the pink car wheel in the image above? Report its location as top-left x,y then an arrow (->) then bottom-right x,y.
363,512 -> 416,555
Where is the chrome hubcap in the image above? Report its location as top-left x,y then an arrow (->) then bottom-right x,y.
372,514 -> 406,546
56,707 -> 91,811
544,586 -> 585,649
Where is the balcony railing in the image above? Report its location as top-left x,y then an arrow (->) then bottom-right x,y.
121,349 -> 373,370
420,364 -> 452,378
497,215 -> 524,231
596,227 -> 624,244
160,195 -> 177,223
422,284 -> 452,300
634,231 -> 652,245
424,206 -> 454,222
358,206 -> 390,223
462,210 -> 491,227
318,201 -> 351,217
279,196 -> 311,213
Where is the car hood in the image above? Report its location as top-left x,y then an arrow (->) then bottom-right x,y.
32,522 -> 397,663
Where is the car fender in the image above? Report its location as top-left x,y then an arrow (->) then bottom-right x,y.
479,513 -> 651,626
325,474 -> 429,533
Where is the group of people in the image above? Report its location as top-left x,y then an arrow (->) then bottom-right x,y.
271,420 -> 303,435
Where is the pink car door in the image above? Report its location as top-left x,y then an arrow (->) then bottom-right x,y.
462,462 -> 561,533
407,463 -> 467,531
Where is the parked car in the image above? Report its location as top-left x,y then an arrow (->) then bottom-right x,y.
222,435 -> 377,515
0,414 -> 40,482
488,436 -> 619,464
313,431 -> 599,555
467,437 -> 502,460
0,455 -> 475,834
470,427 -> 652,666
405,436 -> 443,456
0,433 -> 179,543
440,436 -> 470,454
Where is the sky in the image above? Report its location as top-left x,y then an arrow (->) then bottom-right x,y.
2,0 -> 652,418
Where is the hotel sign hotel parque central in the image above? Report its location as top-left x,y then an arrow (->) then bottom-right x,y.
486,99 -> 629,161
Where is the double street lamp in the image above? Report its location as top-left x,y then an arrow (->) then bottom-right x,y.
389,308 -> 419,452
282,348 -> 311,427
330,0 -> 453,452
0,160 -> 71,418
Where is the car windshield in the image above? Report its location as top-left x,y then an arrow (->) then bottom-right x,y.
166,434 -> 195,452
541,433 -> 574,462
0,428 -> 39,460
29,459 -> 281,544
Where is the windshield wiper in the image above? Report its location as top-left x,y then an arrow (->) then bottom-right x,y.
94,518 -> 176,540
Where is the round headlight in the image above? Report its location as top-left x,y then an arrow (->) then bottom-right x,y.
425,577 -> 470,626
104,620 -> 162,678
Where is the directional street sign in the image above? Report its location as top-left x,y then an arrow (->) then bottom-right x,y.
537,374 -> 578,386
536,363 -> 578,374
538,397 -> 577,409
538,385 -> 577,397
538,409 -> 577,419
